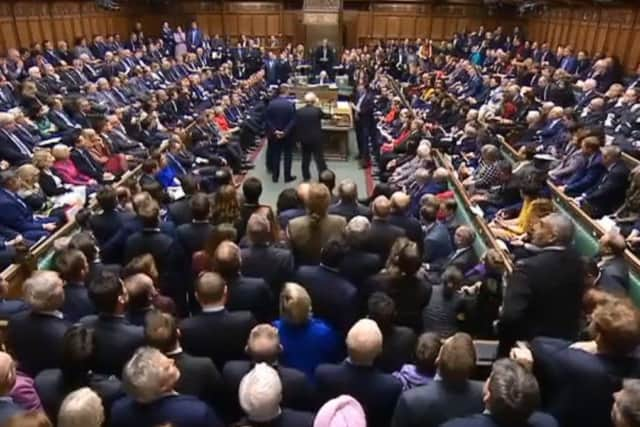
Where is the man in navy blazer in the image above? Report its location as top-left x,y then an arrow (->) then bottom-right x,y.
110,347 -> 224,427
441,359 -> 558,427
559,47 -> 578,74
0,170 -> 57,241
265,85 -> 297,183
582,146 -> 630,218
316,319 -> 402,427
186,21 -> 204,52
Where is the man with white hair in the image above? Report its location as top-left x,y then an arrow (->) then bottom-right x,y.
536,106 -> 568,150
329,179 -> 370,221
341,215 -> 382,287
295,91 -> 331,181
237,363 -> 314,426
7,271 -> 70,377
316,319 -> 402,427
410,167 -> 449,218
111,346 -> 223,427
575,78 -> 598,113
0,112 -> 33,165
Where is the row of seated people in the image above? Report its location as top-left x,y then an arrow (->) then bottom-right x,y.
0,168 -> 638,427
0,32 -> 270,270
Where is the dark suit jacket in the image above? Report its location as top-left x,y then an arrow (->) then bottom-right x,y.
168,196 -> 193,226
265,96 -> 296,139
61,283 -> 95,323
365,219 -> 406,262
0,131 -> 31,165
0,189 -> 48,235
295,105 -> 328,145
295,265 -> 358,334
79,314 -> 144,376
38,171 -> 69,197
389,213 -> 424,249
442,247 -> 480,275
170,350 -> 224,409
423,222 -> 454,265
598,255 -> 629,295
7,311 -> 71,377
339,247 -> 382,289
441,412 -> 558,427
366,273 -> 432,333
70,148 -> 103,181
329,201 -> 371,221
530,337 -> 639,427
179,309 -> 257,371
110,394 -> 223,427
377,326 -> 416,373
90,210 -> 136,247
226,276 -> 274,323
240,244 -> 295,296
499,248 -> 585,350
176,222 -> 215,258
223,360 -> 316,416
584,160 -> 630,217
391,379 -> 484,427
315,361 -> 402,427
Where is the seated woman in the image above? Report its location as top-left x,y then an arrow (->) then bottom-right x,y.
51,144 -> 96,186
15,164 -> 48,211
32,150 -> 70,197
82,129 -> 128,176
489,181 -> 554,242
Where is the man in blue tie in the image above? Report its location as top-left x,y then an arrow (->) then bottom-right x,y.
187,21 -> 203,52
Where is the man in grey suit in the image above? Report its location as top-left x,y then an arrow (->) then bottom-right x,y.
391,333 -> 484,427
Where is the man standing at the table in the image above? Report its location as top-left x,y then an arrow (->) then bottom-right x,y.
266,84 -> 297,183
296,92 -> 332,181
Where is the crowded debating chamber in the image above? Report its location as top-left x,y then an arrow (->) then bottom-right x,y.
0,0 -> 640,426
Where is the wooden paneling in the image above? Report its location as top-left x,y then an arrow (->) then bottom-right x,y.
524,7 -> 640,72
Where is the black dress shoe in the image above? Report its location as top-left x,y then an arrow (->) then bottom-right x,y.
284,175 -> 297,183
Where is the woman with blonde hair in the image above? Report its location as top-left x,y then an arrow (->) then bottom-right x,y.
57,387 -> 104,427
273,282 -> 341,379
51,144 -> 96,186
32,150 -> 70,197
16,163 -> 47,211
288,183 -> 346,265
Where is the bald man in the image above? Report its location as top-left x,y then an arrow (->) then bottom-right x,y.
389,192 -> 424,249
0,352 -> 21,423
214,241 -> 274,322
223,324 -> 315,417
316,319 -> 402,427
329,179 -> 370,221
124,273 -> 157,327
365,196 -> 406,262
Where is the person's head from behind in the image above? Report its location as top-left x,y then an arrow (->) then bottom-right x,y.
588,298 -> 640,356
124,273 -> 155,312
306,183 -> 331,222
484,359 -> 540,425
420,203 -> 438,225
612,379 -> 640,427
313,395 -> 366,427
530,213 -> 574,248
122,253 -> 159,284
57,387 -> 104,427
123,347 -> 180,403
415,333 -> 442,376
190,192 -> 210,222
345,216 -> 370,248
319,169 -> 336,193
367,292 -> 395,333
196,272 -> 227,307
243,177 -> 263,204
276,188 -> 300,214
179,174 -> 199,196
56,249 -> 89,284
390,192 -> 411,215
346,319 -> 383,367
5,412 -> 52,427
24,271 -> 64,313
238,363 -> 283,422
441,266 -> 464,298
246,324 -> 282,364
338,179 -> 359,204
436,332 -> 476,384
135,196 -> 160,228
320,239 -> 347,269
279,282 -> 311,326
88,272 -> 127,315
387,237 -> 421,276
372,195 -> 391,220
213,241 -> 242,279
145,310 -> 179,354
247,213 -> 272,245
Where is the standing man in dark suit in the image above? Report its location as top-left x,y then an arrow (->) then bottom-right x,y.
440,359 -> 557,427
180,272 -> 257,371
340,216 -> 383,289
223,324 -> 316,419
57,249 -> 95,323
365,196 -> 406,262
110,347 -> 224,427
352,83 -> 376,168
581,146 -> 630,218
391,333 -> 483,427
315,319 -> 402,427
7,271 -> 70,377
186,21 -> 204,52
314,39 -> 335,76
80,272 -> 144,377
145,311 -> 224,410
89,186 -> 135,251
498,213 -> 585,355
176,193 -> 215,258
329,179 -> 371,221
265,85 -> 297,183
296,92 -> 330,181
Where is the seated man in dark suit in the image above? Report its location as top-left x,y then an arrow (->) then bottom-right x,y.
441,225 -> 479,275
7,271 -> 71,377
0,352 -> 24,424
213,241 -> 274,322
391,332 -> 483,427
223,324 -> 316,419
441,359 -> 557,427
241,213 -> 295,297
57,248 -> 95,323
0,170 -> 58,241
236,363 -> 315,427
180,272 -> 257,371
80,272 -> 144,377
295,239 -> 358,335
110,346 -> 224,427
365,195 -> 406,262
316,319 -> 402,427
581,146 -> 630,219
329,179 -> 371,221
145,310 -> 224,410
511,297 -> 640,427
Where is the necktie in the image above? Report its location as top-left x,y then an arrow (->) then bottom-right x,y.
4,130 -> 30,155
57,111 -> 72,127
